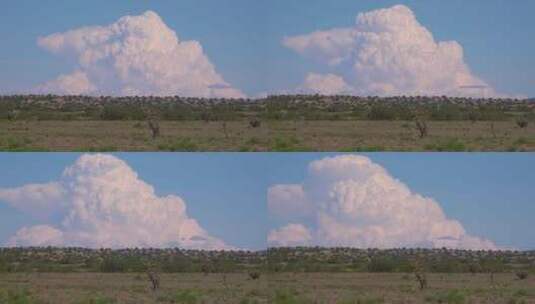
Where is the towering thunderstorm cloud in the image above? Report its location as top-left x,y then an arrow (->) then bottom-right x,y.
0,154 -> 230,249
284,5 -> 499,97
35,11 -> 244,98
268,155 -> 496,250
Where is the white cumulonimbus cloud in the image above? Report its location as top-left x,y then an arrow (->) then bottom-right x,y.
284,5 -> 499,97
35,11 -> 244,98
0,154 -> 230,249
267,155 -> 497,250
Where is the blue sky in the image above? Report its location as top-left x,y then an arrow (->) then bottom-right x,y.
0,153 -> 534,250
0,153 -> 271,250
0,0 -> 534,97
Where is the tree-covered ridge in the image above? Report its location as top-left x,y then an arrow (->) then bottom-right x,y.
1,247 -> 534,274
0,247 -> 266,273
267,247 -> 535,274
0,94 -> 533,122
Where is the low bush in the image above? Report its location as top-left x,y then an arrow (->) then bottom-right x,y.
157,138 -> 198,151
425,290 -> 467,304
273,289 -> 300,304
424,139 -> 466,152
0,288 -> 35,304
157,290 -> 201,304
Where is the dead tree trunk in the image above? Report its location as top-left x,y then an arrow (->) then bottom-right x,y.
148,119 -> 160,139
222,122 -> 228,139
147,269 -> 160,291
490,122 -> 496,138
415,119 -> 428,138
249,118 -> 261,128
7,110 -> 19,121
415,272 -> 427,290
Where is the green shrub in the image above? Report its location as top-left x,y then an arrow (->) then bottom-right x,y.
78,146 -> 117,152
356,296 -> 385,304
367,257 -> 396,272
0,258 -> 7,272
1,136 -> 32,151
340,146 -> 386,152
0,288 -> 34,304
77,294 -> 116,304
516,272 -> 529,280
516,117 -> 529,129
246,137 -> 260,145
367,105 -> 398,120
513,137 -> 529,146
99,256 -> 126,273
514,289 -> 529,297
100,105 -> 146,120
430,104 -> 463,121
239,146 -> 253,152
425,290 -> 466,304
157,290 -> 201,304
507,298 -> 527,304
270,136 -> 301,152
240,298 -> 260,304
248,271 -> 261,280
273,289 -> 299,304
158,138 -> 198,151
425,139 -> 466,152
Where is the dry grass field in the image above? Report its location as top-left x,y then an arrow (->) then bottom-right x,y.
268,273 -> 535,304
0,273 -> 268,303
0,120 -> 533,151
0,272 -> 533,303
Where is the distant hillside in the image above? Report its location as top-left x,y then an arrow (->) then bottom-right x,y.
0,247 -> 266,273
1,247 -> 534,273
267,247 -> 535,273
0,94 -> 533,122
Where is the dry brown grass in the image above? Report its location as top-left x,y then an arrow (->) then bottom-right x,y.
0,272 -> 267,303
1,120 -> 533,151
1,272 -> 534,303
268,272 -> 535,303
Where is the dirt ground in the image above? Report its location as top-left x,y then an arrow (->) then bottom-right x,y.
1,120 -> 533,151
0,272 -> 267,303
268,272 -> 535,303
0,272 -> 534,303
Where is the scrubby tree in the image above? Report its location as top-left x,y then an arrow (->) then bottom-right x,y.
221,122 -> 229,139
468,263 -> 481,276
367,104 -> 396,120
249,118 -> 261,128
415,272 -> 427,290
7,110 -> 19,121
100,256 -> 126,273
248,271 -> 261,280
201,263 -> 212,276
412,257 -> 428,290
146,267 -> 161,291
368,256 -> 395,272
0,256 -> 7,272
481,257 -> 505,285
468,111 -> 479,124
415,118 -> 428,138
489,122 -> 497,138
516,271 -> 528,280
148,119 -> 160,139
516,117 -> 529,129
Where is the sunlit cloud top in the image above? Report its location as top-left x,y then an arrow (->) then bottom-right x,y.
0,154 -> 232,249
34,11 -> 244,98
